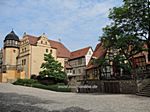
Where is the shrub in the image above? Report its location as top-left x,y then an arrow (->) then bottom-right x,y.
13,79 -> 38,86
32,83 -> 71,92
39,77 -> 55,85
13,79 -> 71,92
30,74 -> 37,80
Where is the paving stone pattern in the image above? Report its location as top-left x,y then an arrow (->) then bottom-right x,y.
0,83 -> 150,112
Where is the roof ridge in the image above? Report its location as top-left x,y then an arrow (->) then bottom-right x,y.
71,46 -> 91,53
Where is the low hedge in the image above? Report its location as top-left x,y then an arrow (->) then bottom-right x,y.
13,79 -> 71,92
32,83 -> 71,92
13,79 -> 38,86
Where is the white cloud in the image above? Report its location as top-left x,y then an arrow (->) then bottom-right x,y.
0,0 -> 122,50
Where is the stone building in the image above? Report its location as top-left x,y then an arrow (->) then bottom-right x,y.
0,30 -> 70,82
0,31 -> 25,82
86,42 -> 106,80
65,47 -> 93,84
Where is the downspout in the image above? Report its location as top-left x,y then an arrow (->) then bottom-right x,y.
30,45 -> 32,78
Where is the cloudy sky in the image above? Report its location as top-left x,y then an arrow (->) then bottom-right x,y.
0,0 -> 122,51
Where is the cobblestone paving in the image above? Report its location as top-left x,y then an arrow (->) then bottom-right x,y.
0,83 -> 150,112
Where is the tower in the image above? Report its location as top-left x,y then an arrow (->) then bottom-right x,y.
3,30 -> 20,66
0,30 -> 24,82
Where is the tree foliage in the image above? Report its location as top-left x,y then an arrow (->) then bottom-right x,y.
100,0 -> 149,68
39,53 -> 66,81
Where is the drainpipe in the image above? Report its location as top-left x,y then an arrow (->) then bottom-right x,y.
30,45 -> 32,78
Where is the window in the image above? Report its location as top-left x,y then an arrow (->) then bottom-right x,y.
41,41 -> 43,44
78,58 -> 82,65
73,70 -> 75,74
25,48 -> 26,51
46,49 -> 48,53
50,49 -> 52,53
22,59 -> 26,65
13,50 -> 16,53
15,41 -> 18,45
89,51 -> 91,55
45,42 -> 47,45
78,69 -> 81,74
22,48 -> 24,52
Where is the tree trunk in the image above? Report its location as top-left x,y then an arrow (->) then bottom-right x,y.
148,0 -> 150,61
147,41 -> 150,61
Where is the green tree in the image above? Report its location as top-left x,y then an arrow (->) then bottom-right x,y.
39,53 -> 67,81
100,0 -> 149,68
108,0 -> 150,59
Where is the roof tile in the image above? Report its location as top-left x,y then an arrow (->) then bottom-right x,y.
70,47 -> 91,60
24,35 -> 70,58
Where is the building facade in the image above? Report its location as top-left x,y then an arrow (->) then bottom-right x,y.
65,47 -> 93,84
0,30 -> 70,82
0,31 -> 25,82
87,41 -> 150,80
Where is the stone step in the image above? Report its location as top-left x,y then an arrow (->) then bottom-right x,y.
136,93 -> 150,97
139,91 -> 150,94
136,83 -> 150,97
141,87 -> 150,91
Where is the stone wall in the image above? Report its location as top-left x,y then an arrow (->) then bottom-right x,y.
119,80 -> 137,94
78,80 -> 137,94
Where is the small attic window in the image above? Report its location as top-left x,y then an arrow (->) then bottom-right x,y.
89,51 -> 92,55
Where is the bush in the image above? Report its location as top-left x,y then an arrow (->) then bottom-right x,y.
30,74 -> 37,80
38,77 -> 55,85
13,79 -> 71,92
32,83 -> 71,92
13,79 -> 38,86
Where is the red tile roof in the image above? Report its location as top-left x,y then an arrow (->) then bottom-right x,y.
24,35 -> 70,58
26,35 -> 39,45
92,43 -> 106,59
86,42 -> 106,70
70,47 -> 91,60
48,40 -> 70,58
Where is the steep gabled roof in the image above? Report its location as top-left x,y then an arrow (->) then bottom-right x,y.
48,40 -> 70,58
92,43 -> 106,59
23,34 -> 70,58
86,42 -> 106,70
70,47 -> 91,60
26,35 -> 39,45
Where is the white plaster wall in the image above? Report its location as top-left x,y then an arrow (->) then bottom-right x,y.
85,48 -> 93,65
